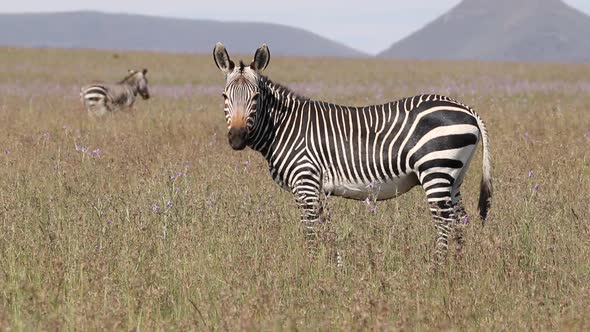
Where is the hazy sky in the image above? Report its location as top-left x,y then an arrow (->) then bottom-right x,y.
1,0 -> 589,54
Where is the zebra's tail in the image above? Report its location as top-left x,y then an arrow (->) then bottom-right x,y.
474,113 -> 492,221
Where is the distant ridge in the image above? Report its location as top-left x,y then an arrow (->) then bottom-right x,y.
0,11 -> 367,57
378,0 -> 590,63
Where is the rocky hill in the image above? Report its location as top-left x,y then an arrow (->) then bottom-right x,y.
378,0 -> 590,62
0,11 -> 366,57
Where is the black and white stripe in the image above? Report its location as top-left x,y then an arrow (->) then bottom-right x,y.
80,69 -> 150,117
214,43 -> 492,263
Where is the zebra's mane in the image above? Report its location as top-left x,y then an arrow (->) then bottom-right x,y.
259,75 -> 310,102
119,71 -> 139,84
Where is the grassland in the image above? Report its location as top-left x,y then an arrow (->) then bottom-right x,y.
0,47 -> 589,330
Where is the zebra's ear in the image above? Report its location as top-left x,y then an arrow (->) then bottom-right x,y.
251,44 -> 270,72
213,42 -> 235,73
142,68 -> 148,75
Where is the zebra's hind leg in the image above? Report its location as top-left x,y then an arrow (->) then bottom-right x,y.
426,192 -> 456,265
86,98 -> 109,118
452,191 -> 469,258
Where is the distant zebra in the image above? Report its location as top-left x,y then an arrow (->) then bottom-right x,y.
213,43 -> 492,263
80,69 -> 150,117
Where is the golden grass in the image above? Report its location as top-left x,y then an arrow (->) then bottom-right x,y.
0,47 -> 589,330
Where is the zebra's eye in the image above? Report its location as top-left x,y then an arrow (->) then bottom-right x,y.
222,92 -> 228,100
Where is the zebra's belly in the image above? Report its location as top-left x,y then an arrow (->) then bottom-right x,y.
324,173 -> 419,201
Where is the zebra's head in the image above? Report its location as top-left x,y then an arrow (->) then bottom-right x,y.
125,69 -> 150,100
213,42 -> 270,151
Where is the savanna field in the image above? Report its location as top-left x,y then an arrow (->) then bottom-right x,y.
0,47 -> 589,330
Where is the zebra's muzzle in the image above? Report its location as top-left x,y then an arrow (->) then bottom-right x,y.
228,127 -> 248,150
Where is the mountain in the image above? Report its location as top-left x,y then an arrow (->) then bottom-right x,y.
378,0 -> 590,62
0,11 -> 366,57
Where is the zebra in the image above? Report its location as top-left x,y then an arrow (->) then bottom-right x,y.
80,69 -> 150,117
213,42 -> 492,263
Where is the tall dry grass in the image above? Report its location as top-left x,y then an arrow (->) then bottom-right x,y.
0,47 -> 589,330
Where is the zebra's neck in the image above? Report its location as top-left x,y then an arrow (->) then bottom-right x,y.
119,76 -> 139,96
247,76 -> 308,158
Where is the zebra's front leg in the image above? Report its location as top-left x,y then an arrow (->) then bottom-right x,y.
293,171 -> 330,256
292,181 -> 323,250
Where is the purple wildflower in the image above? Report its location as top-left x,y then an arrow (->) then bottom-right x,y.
75,143 -> 88,153
533,183 -> 540,191
166,200 -> 173,209
152,203 -> 161,214
42,132 -> 50,140
205,198 -> 216,207
90,148 -> 101,158
528,170 -> 534,178
524,132 -> 530,141
170,171 -> 184,181
364,196 -> 377,215
461,215 -> 470,225
369,206 -> 377,215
